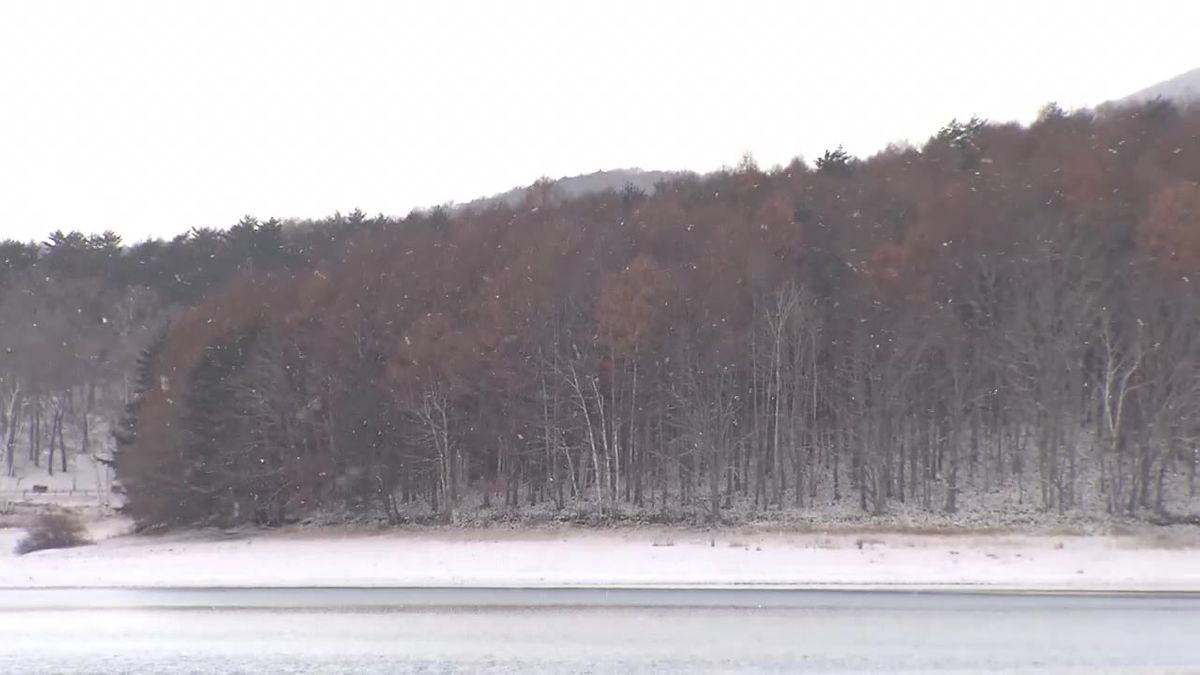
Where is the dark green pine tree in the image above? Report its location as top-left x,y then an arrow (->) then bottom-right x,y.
111,328 -> 168,464
180,326 -> 260,524
0,239 -> 40,289
815,145 -> 856,176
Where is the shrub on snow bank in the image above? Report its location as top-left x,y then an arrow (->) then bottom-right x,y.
15,512 -> 91,555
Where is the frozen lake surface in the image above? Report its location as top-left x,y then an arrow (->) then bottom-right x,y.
1,588 -> 1198,673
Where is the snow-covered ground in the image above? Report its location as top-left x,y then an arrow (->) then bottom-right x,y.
1,521 -> 1198,591
1,452 -> 117,510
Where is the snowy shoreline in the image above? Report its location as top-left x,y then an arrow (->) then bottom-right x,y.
2,523 -> 1198,592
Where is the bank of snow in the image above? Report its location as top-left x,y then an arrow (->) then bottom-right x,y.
2,524 -> 1198,591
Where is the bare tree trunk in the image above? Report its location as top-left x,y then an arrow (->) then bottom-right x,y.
81,383 -> 93,459
945,421 -> 960,514
608,343 -> 621,503
589,367 -> 613,504
627,354 -> 637,504
59,397 -> 69,474
28,398 -> 37,465
31,398 -> 40,467
1191,447 -> 1197,498
1155,442 -> 1171,514
750,298 -> 763,509
566,356 -> 604,515
708,436 -> 721,524
46,404 -> 64,476
3,393 -> 19,478
2,386 -> 19,475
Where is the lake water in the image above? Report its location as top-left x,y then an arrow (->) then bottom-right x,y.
0,588 -> 1197,673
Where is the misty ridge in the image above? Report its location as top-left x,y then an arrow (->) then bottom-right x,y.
3,83 -> 1200,531
1103,66 -> 1200,110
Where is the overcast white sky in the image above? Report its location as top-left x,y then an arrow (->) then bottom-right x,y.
1,0 -> 1197,243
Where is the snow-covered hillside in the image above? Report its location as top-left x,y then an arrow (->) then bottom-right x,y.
1,453 -> 116,508
1,417 -> 119,512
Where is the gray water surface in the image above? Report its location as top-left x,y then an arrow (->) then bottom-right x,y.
1,587 -> 1197,673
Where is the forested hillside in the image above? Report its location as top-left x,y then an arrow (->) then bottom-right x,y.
8,102 -> 1200,529
0,214 -> 384,489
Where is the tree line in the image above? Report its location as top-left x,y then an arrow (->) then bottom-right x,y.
0,211 -> 388,481
20,101 -> 1200,528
